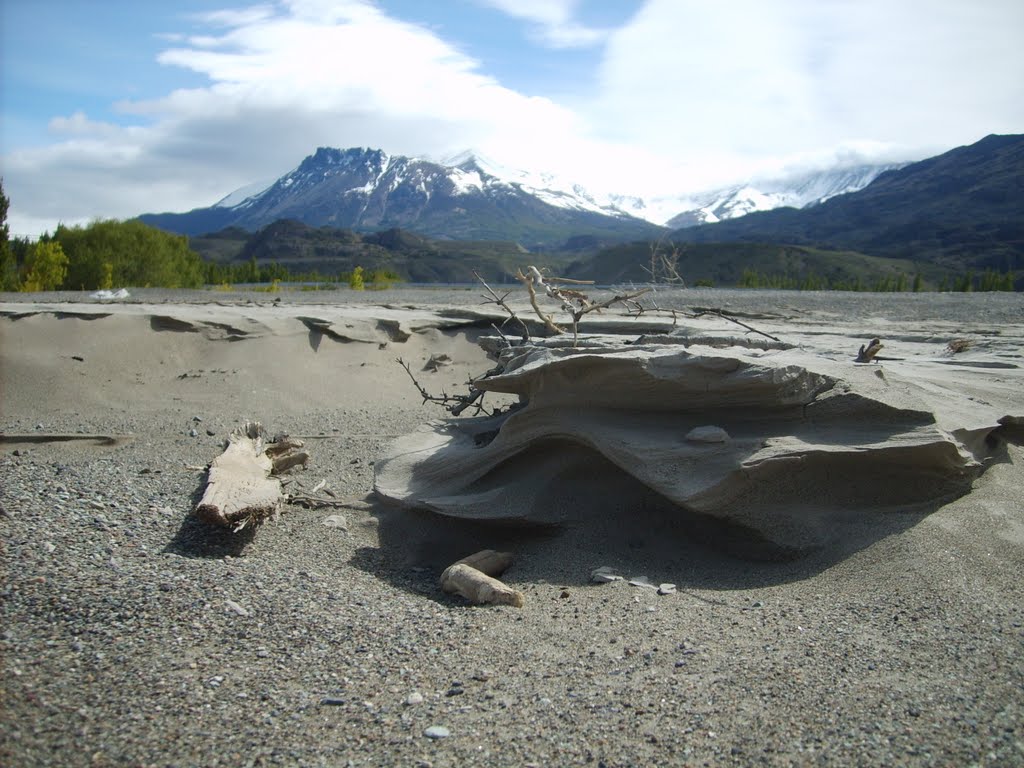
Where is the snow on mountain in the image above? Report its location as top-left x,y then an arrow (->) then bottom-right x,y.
443,150 -> 639,219
200,148 -> 901,237
662,163 -> 905,229
214,178 -> 275,208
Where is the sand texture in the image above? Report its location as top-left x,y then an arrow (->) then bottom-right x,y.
1,287 -> 1023,767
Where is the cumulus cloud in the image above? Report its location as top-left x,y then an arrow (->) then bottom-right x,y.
3,0 -> 595,235
3,0 -> 1022,236
472,0 -> 609,48
593,0 -> 1024,190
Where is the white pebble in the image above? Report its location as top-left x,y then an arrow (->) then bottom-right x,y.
685,425 -> 730,443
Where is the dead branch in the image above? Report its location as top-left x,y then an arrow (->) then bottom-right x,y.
692,308 -> 782,343
440,550 -> 523,607
855,338 -> 884,363
397,357 -> 491,417
473,270 -> 530,342
516,267 -> 565,335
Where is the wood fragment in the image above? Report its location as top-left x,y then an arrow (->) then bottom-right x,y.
453,549 -> 514,578
440,563 -> 524,608
855,338 -> 884,363
194,423 -> 308,530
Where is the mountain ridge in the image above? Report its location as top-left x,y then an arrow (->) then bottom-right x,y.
667,133 -> 1024,271
140,147 -> 660,248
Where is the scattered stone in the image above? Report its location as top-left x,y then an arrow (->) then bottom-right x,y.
685,425 -> 730,443
192,416 -> 203,423
559,589 -> 571,598
591,566 -> 623,584
627,576 -> 656,589
657,583 -> 677,595
423,726 -> 450,740
322,514 -> 348,530
206,429 -> 217,437
405,692 -> 424,706
224,599 -> 250,617
423,354 -> 452,371
189,428 -> 199,438
320,697 -> 346,706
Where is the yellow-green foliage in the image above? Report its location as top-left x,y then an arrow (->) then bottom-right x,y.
349,265 -> 365,291
55,219 -> 205,290
20,241 -> 68,292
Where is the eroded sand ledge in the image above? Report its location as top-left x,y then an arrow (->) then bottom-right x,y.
375,322 -> 1023,558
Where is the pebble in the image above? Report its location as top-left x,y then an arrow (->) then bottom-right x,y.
423,726 -> 450,740
224,600 -> 250,617
591,566 -> 623,583
658,583 -> 677,595
685,425 -> 730,443
405,692 -> 424,706
322,514 -> 348,530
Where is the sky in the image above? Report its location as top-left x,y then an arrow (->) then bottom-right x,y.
2,0 -> 1023,237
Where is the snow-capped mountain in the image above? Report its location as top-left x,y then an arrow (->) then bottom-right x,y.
661,164 -> 904,228
140,147 -> 657,246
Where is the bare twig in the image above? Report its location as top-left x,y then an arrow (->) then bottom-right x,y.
473,270 -> 530,342
692,308 -> 782,343
397,357 -> 492,417
286,493 -> 352,509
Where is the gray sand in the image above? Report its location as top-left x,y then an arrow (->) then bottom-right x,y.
1,288 -> 1022,767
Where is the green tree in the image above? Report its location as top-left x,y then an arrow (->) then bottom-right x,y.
55,219 -> 204,289
349,265 -> 365,291
20,241 -> 69,291
0,179 -> 17,291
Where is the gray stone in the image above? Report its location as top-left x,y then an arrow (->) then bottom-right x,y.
423,725 -> 450,739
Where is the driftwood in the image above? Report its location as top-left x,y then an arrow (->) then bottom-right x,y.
440,549 -> 523,607
194,423 -> 307,530
856,338 -> 884,363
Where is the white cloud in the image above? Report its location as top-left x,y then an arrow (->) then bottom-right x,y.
3,0 -> 1022,237
472,0 -> 609,48
3,0 -> 597,236
591,0 -> 1024,192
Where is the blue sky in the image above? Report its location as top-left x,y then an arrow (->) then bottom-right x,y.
2,0 -> 1023,236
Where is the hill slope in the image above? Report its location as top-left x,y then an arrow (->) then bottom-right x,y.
668,134 -> 1024,270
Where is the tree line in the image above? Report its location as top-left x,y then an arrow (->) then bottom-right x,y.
0,180 -> 399,291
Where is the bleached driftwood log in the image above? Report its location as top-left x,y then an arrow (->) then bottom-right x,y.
440,550 -> 523,607
195,423 -> 307,530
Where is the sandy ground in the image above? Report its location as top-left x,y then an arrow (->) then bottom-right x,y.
1,287 -> 1022,767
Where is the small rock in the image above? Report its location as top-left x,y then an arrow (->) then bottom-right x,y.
627,576 -> 656,589
322,514 -> 348,530
591,566 -> 623,584
320,696 -> 346,706
685,425 -> 730,443
192,416 -> 203,423
224,600 -> 250,617
657,583 -> 677,595
206,429 -> 216,437
189,429 -> 199,438
405,691 -> 424,706
423,726 -> 450,740
559,589 -> 571,599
